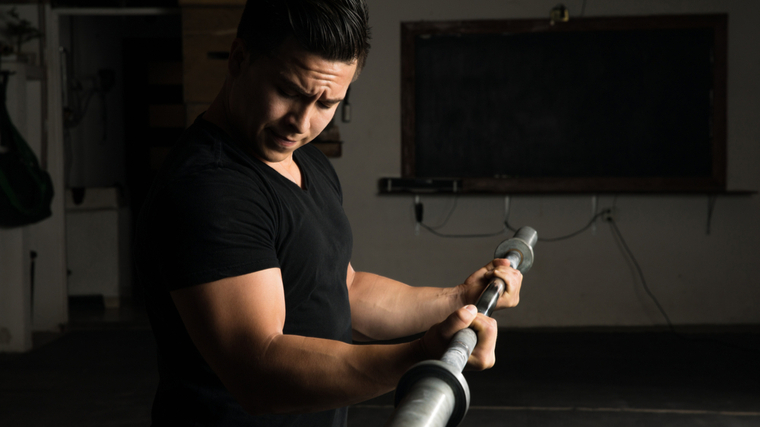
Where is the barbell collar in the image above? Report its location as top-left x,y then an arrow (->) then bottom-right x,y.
494,226 -> 537,273
392,360 -> 470,427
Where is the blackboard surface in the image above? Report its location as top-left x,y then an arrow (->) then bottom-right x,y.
401,16 -> 727,193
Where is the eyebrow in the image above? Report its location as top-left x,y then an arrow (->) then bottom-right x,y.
280,79 -> 343,105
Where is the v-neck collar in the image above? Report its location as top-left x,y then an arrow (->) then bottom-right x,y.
196,115 -> 311,192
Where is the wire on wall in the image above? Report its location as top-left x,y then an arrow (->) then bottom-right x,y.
506,210 -> 610,242
706,194 -> 717,235
412,195 -> 669,327
415,195 -> 506,238
609,211 -> 758,357
607,217 -> 675,332
413,195 -> 610,241
412,194 -> 759,358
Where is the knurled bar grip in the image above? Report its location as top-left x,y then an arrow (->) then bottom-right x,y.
442,226 -> 537,372
386,226 -> 538,427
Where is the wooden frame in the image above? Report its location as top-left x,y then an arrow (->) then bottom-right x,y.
400,15 -> 727,193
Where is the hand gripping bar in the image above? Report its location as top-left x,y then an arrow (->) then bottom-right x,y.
385,226 -> 538,427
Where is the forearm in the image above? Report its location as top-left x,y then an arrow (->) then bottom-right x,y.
218,333 -> 423,415
171,271 -> 426,416
349,272 -> 466,341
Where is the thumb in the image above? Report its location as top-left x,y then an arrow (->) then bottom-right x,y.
439,305 -> 478,338
418,305 -> 479,361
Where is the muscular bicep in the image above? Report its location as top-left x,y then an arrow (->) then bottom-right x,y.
171,266 -> 421,415
170,268 -> 286,405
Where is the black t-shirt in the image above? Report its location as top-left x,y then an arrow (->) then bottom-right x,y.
135,117 -> 353,426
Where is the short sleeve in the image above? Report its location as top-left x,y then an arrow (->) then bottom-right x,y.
153,165 -> 281,291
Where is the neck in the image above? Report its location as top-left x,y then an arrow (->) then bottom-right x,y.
268,156 -> 303,187
204,82 -> 303,187
203,85 -> 233,136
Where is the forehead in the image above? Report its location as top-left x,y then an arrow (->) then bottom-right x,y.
259,39 -> 357,93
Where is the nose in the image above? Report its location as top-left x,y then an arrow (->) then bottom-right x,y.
287,102 -> 312,135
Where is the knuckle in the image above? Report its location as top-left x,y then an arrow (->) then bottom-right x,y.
486,354 -> 496,368
485,317 -> 498,332
452,308 -> 473,326
469,353 -> 495,370
483,316 -> 497,329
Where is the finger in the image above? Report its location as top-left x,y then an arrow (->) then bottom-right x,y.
462,258 -> 523,308
488,263 -> 522,309
439,305 -> 478,338
418,305 -> 479,360
467,314 -> 498,370
479,258 -> 511,278
485,258 -> 519,278
491,257 -> 513,269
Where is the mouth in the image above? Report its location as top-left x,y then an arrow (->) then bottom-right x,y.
267,129 -> 299,150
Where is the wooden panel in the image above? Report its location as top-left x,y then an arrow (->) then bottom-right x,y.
182,7 -> 243,103
148,61 -> 183,86
312,142 -> 342,158
179,0 -> 246,6
183,35 -> 230,102
182,7 -> 242,35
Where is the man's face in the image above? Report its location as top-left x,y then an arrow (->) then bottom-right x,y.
227,38 -> 357,164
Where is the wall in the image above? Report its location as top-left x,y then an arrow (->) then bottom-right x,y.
332,0 -> 760,328
0,64 -> 33,346
0,4 -> 67,348
60,13 -> 181,189
7,1 -> 756,333
56,13 -> 179,305
59,14 -> 126,189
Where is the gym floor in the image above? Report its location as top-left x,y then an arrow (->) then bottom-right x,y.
1,300 -> 758,427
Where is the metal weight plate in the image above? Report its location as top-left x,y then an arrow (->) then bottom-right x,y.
494,236 -> 535,273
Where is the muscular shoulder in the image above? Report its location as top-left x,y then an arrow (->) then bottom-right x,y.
137,120 -> 282,291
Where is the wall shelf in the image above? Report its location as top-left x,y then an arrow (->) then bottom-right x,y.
377,178 -> 755,196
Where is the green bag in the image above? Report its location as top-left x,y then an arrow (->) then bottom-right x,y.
0,71 -> 54,228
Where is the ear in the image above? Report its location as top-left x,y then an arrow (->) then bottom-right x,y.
228,38 -> 248,78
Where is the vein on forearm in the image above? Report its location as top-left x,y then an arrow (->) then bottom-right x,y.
348,272 -> 464,341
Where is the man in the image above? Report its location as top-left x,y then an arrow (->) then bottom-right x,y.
135,1 -> 522,426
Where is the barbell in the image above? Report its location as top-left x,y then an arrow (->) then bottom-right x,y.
385,226 -> 538,427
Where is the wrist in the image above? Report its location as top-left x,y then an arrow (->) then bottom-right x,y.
454,282 -> 476,307
410,337 -> 428,362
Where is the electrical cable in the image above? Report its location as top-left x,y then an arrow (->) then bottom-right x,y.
419,222 -> 506,239
414,195 -> 758,361
416,197 -> 611,240
427,196 -> 458,230
415,196 -> 507,238
706,194 -> 717,235
506,210 -> 610,242
608,216 -> 760,360
608,218 -> 675,332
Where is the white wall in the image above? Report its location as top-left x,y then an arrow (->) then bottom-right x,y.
0,5 -> 69,343
0,40 -> 67,349
332,0 -> 760,328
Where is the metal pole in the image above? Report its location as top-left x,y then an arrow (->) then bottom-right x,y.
385,226 -> 538,427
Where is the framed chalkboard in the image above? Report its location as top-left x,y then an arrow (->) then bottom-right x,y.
400,15 -> 727,193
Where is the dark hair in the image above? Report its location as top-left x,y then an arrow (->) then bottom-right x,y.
237,0 -> 371,70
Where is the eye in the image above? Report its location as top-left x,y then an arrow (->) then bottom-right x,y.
278,87 -> 297,98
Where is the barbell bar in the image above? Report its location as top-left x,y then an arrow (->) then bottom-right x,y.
385,226 -> 538,427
